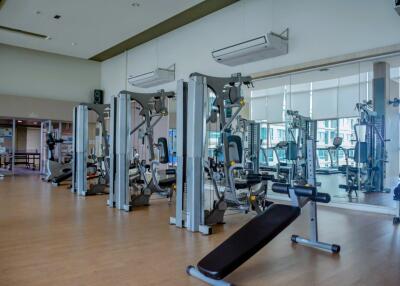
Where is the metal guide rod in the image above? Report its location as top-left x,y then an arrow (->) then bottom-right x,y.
72,105 -> 88,196
110,89 -> 174,212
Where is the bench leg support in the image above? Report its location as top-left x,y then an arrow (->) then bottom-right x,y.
187,266 -> 232,286
291,235 -> 341,253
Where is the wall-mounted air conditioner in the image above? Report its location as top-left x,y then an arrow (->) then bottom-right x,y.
128,66 -> 175,88
395,0 -> 400,15
212,29 -> 289,66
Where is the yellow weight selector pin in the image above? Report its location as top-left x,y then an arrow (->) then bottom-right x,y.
250,195 -> 256,202
230,161 -> 235,166
240,99 -> 245,106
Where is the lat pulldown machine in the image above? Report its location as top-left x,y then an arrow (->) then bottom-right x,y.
108,89 -> 175,212
187,110 -> 340,286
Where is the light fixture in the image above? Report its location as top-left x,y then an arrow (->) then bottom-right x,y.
33,122 -> 38,125
128,66 -> 175,88
0,25 -> 50,40
17,120 -> 22,123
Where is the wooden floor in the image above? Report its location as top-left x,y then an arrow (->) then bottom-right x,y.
0,176 -> 399,286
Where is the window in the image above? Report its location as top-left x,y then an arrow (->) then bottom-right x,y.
338,117 -> 357,149
268,123 -> 285,147
261,127 -> 267,140
277,130 -> 285,141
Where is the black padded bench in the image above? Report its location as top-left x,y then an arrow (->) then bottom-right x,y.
194,204 -> 300,280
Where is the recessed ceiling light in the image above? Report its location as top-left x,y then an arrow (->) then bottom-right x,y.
17,120 -> 22,123
33,122 -> 38,125
131,2 -> 140,7
53,14 -> 61,19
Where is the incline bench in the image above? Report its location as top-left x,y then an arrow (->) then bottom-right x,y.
187,183 -> 340,286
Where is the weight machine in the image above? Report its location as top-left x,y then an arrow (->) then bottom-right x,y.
170,73 -> 271,235
72,103 -> 110,196
44,132 -> 72,183
108,89 -> 175,212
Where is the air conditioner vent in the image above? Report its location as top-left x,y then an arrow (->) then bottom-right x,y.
128,67 -> 175,88
211,29 -> 289,66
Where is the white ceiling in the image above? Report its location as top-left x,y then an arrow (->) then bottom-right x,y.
0,0 -> 202,59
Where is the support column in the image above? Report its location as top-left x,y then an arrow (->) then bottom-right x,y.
374,62 -> 399,191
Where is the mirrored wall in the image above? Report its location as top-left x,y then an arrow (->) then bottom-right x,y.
250,55 -> 400,210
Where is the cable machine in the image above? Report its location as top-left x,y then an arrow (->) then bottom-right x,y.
170,73 -> 270,235
108,89 -> 175,211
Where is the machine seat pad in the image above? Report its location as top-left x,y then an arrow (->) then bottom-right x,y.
261,174 -> 275,181
197,204 -> 300,280
260,166 -> 277,172
158,176 -> 176,187
165,168 -> 176,175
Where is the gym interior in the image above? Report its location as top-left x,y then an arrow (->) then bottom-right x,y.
1,1 -> 400,285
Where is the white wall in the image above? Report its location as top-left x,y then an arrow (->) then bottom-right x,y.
0,44 -> 101,102
26,128 -> 41,152
101,0 -> 400,102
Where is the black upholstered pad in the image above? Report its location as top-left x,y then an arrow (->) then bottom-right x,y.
158,176 -> 176,187
197,204 -> 300,280
52,171 -> 72,183
234,173 -> 266,189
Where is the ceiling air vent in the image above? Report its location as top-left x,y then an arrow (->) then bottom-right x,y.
212,29 -> 289,66
0,25 -> 49,39
128,66 -> 175,88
